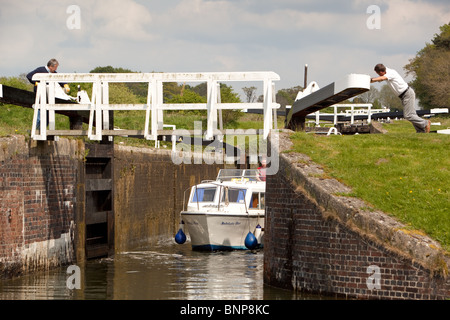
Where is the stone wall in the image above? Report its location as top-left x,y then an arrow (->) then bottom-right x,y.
264,130 -> 450,299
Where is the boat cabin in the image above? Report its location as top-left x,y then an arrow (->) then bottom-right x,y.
185,169 -> 265,212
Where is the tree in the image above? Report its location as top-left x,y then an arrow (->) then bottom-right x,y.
219,83 -> 243,126
166,88 -> 206,104
359,86 -> 379,104
165,82 -> 243,126
275,86 -> 303,111
108,83 -> 141,104
90,66 -> 148,102
220,83 -> 241,103
188,82 -> 207,97
242,86 -> 257,103
379,84 -> 403,111
405,23 -> 450,109
67,66 -> 143,104
163,82 -> 183,102
90,66 -> 135,73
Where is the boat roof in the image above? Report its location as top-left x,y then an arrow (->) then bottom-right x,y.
216,169 -> 260,182
192,169 -> 265,190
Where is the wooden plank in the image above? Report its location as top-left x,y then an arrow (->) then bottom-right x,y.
85,178 -> 112,192
0,84 -> 90,123
86,243 -> 109,259
46,129 -> 267,138
102,129 -> 146,136
86,210 -> 109,225
46,130 -> 89,136
0,84 -> 37,108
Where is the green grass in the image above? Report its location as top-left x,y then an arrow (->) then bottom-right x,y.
289,118 -> 450,252
0,104 -> 71,136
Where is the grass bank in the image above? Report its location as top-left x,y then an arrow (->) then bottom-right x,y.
288,118 -> 450,253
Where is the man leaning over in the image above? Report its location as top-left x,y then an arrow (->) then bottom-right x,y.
370,63 -> 430,133
26,58 -> 70,128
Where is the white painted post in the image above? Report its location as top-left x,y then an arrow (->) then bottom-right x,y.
48,82 -> 56,104
48,82 -> 59,141
95,80 -> 103,140
350,105 -> 355,124
48,82 -> 56,130
88,81 -> 97,139
152,79 -> 163,139
88,80 -> 103,140
102,81 -> 110,138
157,81 -> 164,130
272,82 -> 277,130
39,81 -> 47,140
333,105 -> 338,125
263,78 -> 273,139
31,84 -> 40,140
144,81 -> 152,140
218,82 -> 223,131
206,78 -> 218,140
150,79 -> 158,140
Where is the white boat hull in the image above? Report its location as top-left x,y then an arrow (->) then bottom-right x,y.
181,211 -> 264,250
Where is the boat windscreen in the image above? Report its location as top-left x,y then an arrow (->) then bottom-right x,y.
222,188 -> 246,203
192,187 -> 216,202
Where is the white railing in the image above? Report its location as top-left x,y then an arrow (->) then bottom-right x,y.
31,72 -> 280,141
309,103 -> 387,126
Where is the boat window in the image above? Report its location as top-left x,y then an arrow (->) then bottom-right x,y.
222,188 -> 246,203
249,192 -> 265,209
192,187 -> 216,202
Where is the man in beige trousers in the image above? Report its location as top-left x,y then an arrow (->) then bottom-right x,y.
370,63 -> 431,133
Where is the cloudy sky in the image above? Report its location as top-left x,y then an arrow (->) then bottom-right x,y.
0,0 -> 449,95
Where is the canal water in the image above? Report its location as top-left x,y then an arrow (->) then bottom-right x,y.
0,238 -> 318,300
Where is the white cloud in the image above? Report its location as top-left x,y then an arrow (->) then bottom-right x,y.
0,0 -> 448,92
87,0 -> 154,41
381,0 -> 449,46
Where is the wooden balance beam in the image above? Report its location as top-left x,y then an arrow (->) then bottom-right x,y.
0,84 -> 89,128
286,74 -> 371,131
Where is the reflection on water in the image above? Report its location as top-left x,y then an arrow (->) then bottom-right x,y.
0,239 -> 311,300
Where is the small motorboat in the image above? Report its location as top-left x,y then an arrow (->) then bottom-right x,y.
177,169 -> 265,250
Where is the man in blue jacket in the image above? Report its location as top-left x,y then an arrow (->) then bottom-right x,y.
27,58 -> 70,93
26,59 -> 70,128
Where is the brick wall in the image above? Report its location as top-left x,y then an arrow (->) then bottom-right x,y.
113,146 -> 224,251
264,131 -> 450,300
0,136 -> 81,278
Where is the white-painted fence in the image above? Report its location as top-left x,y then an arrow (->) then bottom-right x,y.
309,104 -> 385,126
31,72 -> 280,141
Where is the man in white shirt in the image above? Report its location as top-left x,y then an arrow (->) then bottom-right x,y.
370,63 -> 430,133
